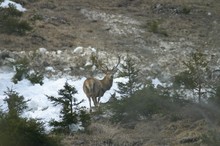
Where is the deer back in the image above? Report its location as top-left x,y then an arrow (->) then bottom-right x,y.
83,77 -> 104,98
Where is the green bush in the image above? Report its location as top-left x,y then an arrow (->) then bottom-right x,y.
148,20 -> 168,37
0,3 -> 32,35
109,82 -> 190,123
0,117 -> 60,146
149,21 -> 159,33
12,57 -> 29,84
182,6 -> 191,14
30,13 -> 43,21
12,57 -> 44,85
110,86 -> 170,123
1,16 -> 32,35
0,3 -> 22,17
14,19 -> 32,35
27,71 -> 44,85
0,88 -> 61,146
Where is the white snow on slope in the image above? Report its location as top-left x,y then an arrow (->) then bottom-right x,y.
0,0 -> 26,12
152,78 -> 164,88
0,68 -> 127,129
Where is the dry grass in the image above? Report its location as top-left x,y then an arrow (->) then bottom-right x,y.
61,103 -> 220,146
61,115 -> 209,146
62,122 -> 136,146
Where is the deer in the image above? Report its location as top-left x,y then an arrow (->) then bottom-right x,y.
83,56 -> 120,111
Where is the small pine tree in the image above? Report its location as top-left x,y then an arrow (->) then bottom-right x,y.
174,50 -> 211,102
26,71 -> 44,85
47,82 -> 90,134
4,88 -> 29,118
116,55 -> 142,98
0,88 -> 60,146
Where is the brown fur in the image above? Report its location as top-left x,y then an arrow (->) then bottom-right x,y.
83,72 -> 114,110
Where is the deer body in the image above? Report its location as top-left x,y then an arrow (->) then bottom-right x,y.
83,73 -> 113,109
83,56 -> 120,111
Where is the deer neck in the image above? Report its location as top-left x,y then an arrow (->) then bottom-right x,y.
101,76 -> 113,91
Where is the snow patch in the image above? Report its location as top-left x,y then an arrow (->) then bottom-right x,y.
45,66 -> 55,72
152,78 -> 164,88
0,0 -> 26,12
0,68 -> 120,130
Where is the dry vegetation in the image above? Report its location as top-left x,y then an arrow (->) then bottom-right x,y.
1,0 -> 220,79
61,111 -> 216,146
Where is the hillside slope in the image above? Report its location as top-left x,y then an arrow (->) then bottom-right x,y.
1,0 -> 220,52
1,0 -> 220,81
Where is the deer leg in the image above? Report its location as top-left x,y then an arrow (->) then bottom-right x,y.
92,97 -> 97,107
88,97 -> 92,112
97,97 -> 101,107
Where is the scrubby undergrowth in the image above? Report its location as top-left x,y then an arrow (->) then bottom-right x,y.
62,102 -> 220,146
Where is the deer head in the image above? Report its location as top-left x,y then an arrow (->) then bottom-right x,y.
83,56 -> 120,111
